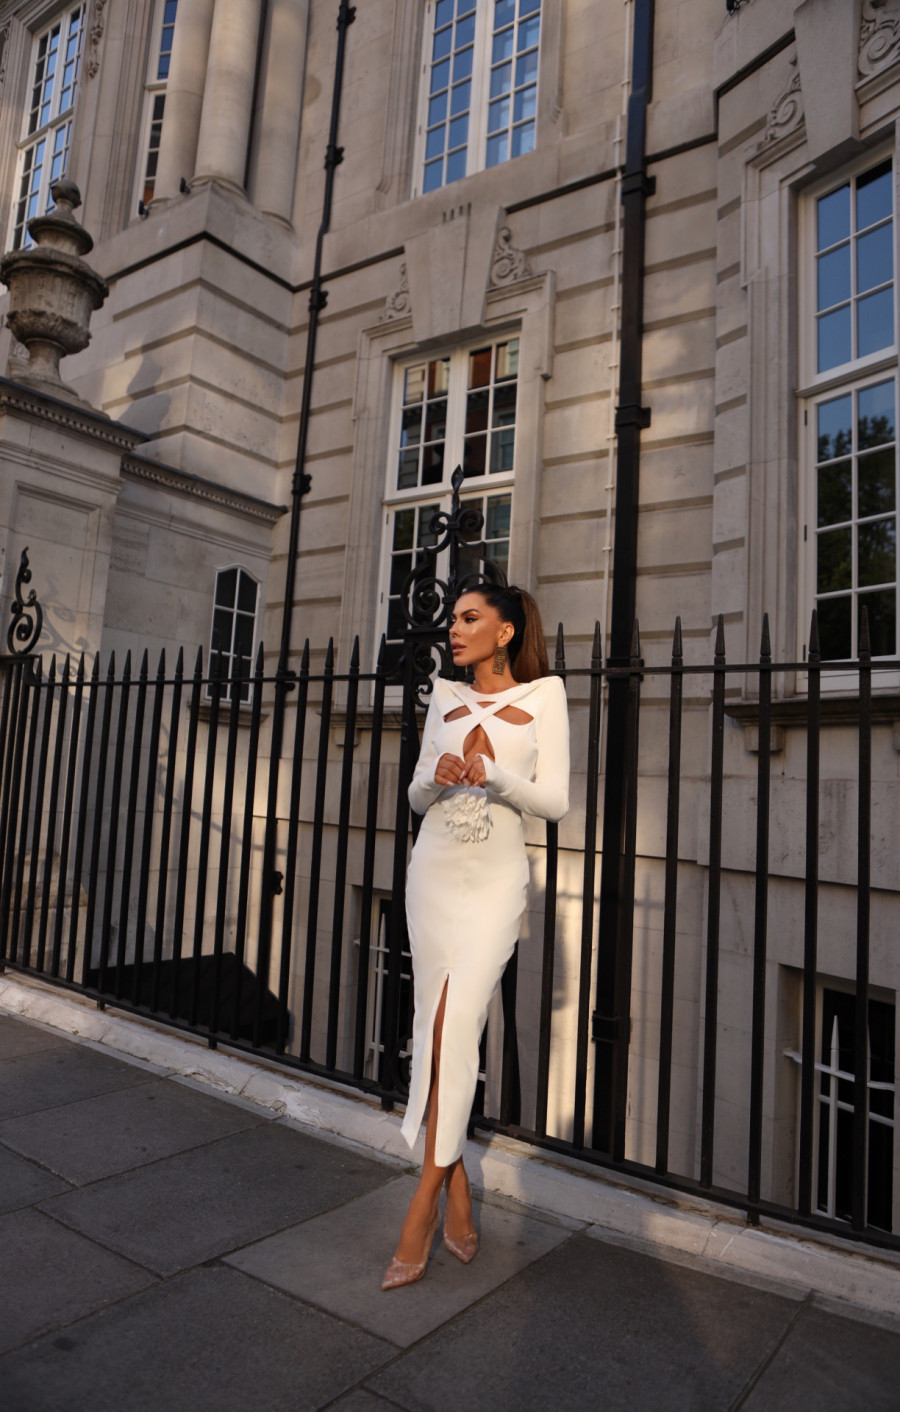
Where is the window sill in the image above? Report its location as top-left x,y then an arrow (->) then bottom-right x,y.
725,694 -> 900,752
196,700 -> 267,726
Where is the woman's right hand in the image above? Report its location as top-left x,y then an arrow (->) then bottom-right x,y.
434,753 -> 466,786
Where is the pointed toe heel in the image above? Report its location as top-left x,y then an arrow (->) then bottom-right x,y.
381,1255 -> 427,1290
443,1230 -> 479,1264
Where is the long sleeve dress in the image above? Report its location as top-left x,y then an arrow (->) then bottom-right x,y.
401,672 -> 570,1166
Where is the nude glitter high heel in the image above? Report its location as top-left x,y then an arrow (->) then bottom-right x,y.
442,1170 -> 479,1264
381,1211 -> 439,1291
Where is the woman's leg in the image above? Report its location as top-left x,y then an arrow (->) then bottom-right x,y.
392,980 -> 473,1262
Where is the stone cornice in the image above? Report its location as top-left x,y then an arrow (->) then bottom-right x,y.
0,377 -> 145,450
120,454 -> 286,525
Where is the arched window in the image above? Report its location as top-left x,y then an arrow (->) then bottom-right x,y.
209,566 -> 259,702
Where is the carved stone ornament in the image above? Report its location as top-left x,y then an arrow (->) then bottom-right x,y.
0,25 -> 10,99
757,56 -> 804,152
381,262 -> 411,321
86,0 -> 108,79
489,226 -> 532,287
860,0 -> 900,79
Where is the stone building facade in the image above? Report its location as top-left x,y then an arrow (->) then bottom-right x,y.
0,0 -> 898,1232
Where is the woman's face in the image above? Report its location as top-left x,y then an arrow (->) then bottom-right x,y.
449,593 -> 513,667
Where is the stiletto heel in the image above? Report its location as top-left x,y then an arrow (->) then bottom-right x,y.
381,1210 -> 439,1290
442,1168 -> 479,1264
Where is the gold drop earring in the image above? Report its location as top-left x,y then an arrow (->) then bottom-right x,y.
492,640 -> 508,674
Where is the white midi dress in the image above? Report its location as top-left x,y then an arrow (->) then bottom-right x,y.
401,672 -> 570,1167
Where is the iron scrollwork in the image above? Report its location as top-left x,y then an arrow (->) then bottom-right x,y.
7,547 -> 44,655
398,464 -> 508,706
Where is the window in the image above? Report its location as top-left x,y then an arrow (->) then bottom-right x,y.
815,988 -> 895,1232
358,898 -> 413,1086
380,337 -> 518,670
137,0 -> 178,209
10,5 -> 85,250
209,567 -> 258,702
804,158 -> 898,661
418,0 -> 541,195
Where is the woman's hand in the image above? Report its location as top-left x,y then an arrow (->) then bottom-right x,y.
461,753 -> 487,787
434,753 -> 466,786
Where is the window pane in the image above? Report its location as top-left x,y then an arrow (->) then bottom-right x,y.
817,183 -> 850,251
817,395 -> 853,461
233,613 -> 254,658
450,79 -> 471,115
490,426 -> 516,472
516,48 -> 538,86
817,595 -> 852,659
425,126 -> 445,160
858,380 -> 894,448
511,122 -> 535,158
518,14 -> 540,50
237,572 -> 257,613
496,338 -> 519,380
520,0 -> 541,15
858,447 -> 896,518
817,460 -> 852,527
433,25 -> 452,61
435,0 -> 453,24
490,61 -> 512,98
463,434 -> 487,478
404,363 -> 426,404
215,568 -> 237,607
446,147 -> 466,182
514,86 -> 537,123
817,245 -> 850,312
494,0 -> 515,25
387,597 -> 407,641
486,133 -> 508,167
857,287 -> 894,358
401,405 -> 423,447
421,443 -> 444,484
431,57 -> 450,93
423,159 -> 443,192
858,518 -> 896,587
456,12 -> 475,46
424,398 -> 447,442
211,608 -> 233,653
469,347 -> 492,388
485,495 -> 511,539
453,45 -> 473,82
397,448 -> 419,489
817,305 -> 852,372
857,223 -> 893,294
857,160 -> 893,232
466,388 -> 489,434
817,527 -> 852,592
428,359 -> 450,396
393,508 -> 415,551
488,97 -> 510,134
859,588 -> 896,655
492,27 -> 514,64
492,380 -> 517,426
389,552 -> 412,596
448,114 -> 468,150
428,92 -> 447,126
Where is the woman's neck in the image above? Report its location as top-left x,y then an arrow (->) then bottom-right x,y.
470,661 -> 518,694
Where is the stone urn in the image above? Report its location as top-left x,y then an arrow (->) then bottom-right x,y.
0,178 -> 109,407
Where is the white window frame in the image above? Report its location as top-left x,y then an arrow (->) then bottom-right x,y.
412,0 -> 541,197
208,565 -> 260,703
9,3 -> 85,250
135,0 -> 178,212
376,335 -> 520,675
798,148 -> 900,687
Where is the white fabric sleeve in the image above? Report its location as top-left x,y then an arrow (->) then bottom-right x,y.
482,675 -> 570,821
407,683 -> 450,816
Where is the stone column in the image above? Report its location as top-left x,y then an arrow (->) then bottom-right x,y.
193,0 -> 264,190
152,0 -> 216,202
249,0 -> 308,223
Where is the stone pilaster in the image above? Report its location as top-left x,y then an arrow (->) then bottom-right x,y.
152,0 -> 216,201
193,0 -> 264,191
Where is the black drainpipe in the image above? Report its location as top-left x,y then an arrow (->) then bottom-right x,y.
591,0 -> 655,1156
253,0 -> 356,1042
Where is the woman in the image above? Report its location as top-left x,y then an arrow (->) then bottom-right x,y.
382,582 -> 569,1289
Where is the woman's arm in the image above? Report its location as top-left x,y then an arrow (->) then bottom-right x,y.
407,685 -> 449,815
481,675 -> 570,821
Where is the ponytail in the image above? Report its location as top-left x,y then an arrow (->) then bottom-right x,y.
463,582 -> 550,682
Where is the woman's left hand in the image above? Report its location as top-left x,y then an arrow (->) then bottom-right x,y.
461,753 -> 487,787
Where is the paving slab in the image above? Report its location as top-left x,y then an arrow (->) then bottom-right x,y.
0,1043 -> 150,1120
330,1390 -> 410,1411
742,1302 -> 900,1411
0,1143 -> 71,1213
0,1075 -> 265,1185
0,1014 -> 67,1060
367,1232 -> 802,1412
0,1207 -> 155,1357
0,1264 -> 395,1412
39,1121 -> 397,1276
227,1174 -> 572,1348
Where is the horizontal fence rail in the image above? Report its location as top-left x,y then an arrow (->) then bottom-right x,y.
1,611 -> 898,1252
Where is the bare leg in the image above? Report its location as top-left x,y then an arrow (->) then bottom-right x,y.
391,980 -> 474,1264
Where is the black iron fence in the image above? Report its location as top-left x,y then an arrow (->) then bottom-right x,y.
1,607 -> 897,1251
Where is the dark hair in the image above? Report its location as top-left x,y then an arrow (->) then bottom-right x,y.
457,582 -> 550,682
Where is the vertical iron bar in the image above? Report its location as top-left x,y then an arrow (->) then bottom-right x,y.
114,651 -> 148,998
22,658 -> 57,968
169,649 -> 203,1019
852,608 -> 872,1231
299,638 -> 334,1060
274,640 -> 310,1053
52,655 -> 85,979
189,654 -> 222,1028
381,641 -> 420,1099
37,657 -> 71,974
353,638 -> 386,1077
572,622 -> 603,1148
656,617 -> 683,1174
326,637 -> 360,1070
0,660 -> 26,942
71,658 -> 102,985
133,652 -> 166,1008
535,624 -> 565,1137
151,648 -> 183,1012
209,656 -> 243,1039
747,615 -> 772,1211
82,655 -> 117,989
98,652 -> 132,995
798,611 -> 821,1215
700,617 -> 726,1188
0,658 -> 17,836
230,643 -> 266,1042
9,659 -> 45,966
